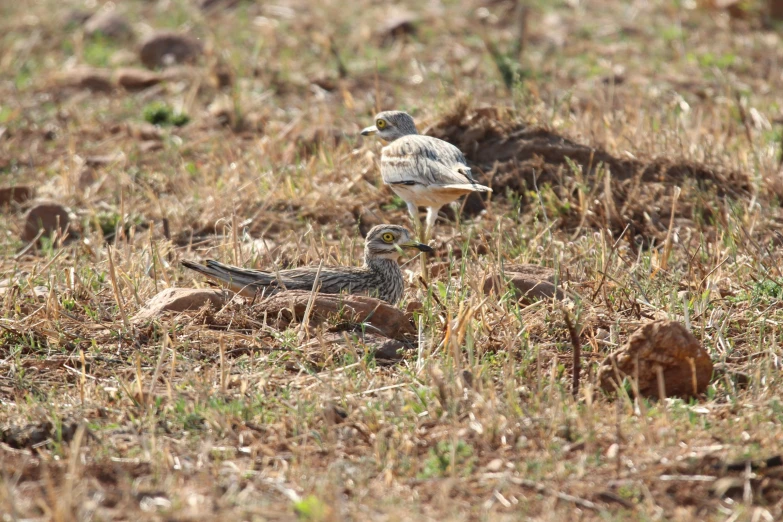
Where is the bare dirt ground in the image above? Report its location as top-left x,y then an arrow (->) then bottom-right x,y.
2,0 -> 783,520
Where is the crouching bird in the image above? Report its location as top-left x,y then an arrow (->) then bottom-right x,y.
182,224 -> 432,305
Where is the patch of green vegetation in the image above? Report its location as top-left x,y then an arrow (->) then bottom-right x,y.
83,35 -> 120,67
293,495 -> 330,521
418,440 -> 475,479
381,194 -> 408,211
93,210 -> 147,239
729,277 -> 783,305
143,102 -> 190,127
689,51 -> 736,70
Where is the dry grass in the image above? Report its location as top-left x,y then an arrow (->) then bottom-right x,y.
2,0 -> 783,520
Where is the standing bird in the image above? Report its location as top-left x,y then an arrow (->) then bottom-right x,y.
181,224 -> 432,305
360,111 -> 492,242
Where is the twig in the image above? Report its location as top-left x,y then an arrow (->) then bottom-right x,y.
107,246 -> 131,331
591,224 -> 630,301
329,36 -> 348,79
148,333 -> 168,403
14,229 -> 44,259
300,260 -> 324,336
563,310 -> 581,398
660,186 -> 681,271
417,275 -> 444,309
506,476 -> 602,512
219,335 -> 227,393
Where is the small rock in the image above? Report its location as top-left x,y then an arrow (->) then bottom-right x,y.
22,202 -> 71,242
139,32 -> 203,69
295,126 -> 344,156
597,321 -> 713,399
207,95 -> 235,127
84,9 -> 133,39
133,288 -> 229,323
65,9 -> 93,27
127,122 -> 163,141
379,13 -> 418,44
55,68 -> 113,93
1,419 -> 80,449
483,264 -> 564,302
114,67 -> 162,91
139,140 -> 163,153
33,286 -> 49,301
78,168 -> 98,189
711,477 -> 745,499
211,62 -> 233,89
322,402 -> 347,425
0,186 -> 33,207
486,458 -> 504,472
405,300 -> 424,317
374,339 -> 407,363
255,290 -> 415,340
84,153 -> 124,167
198,0 -> 240,11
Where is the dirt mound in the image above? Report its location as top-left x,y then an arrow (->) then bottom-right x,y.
428,105 -> 750,242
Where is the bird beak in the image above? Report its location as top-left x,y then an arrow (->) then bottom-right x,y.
400,241 -> 434,253
360,125 -> 378,136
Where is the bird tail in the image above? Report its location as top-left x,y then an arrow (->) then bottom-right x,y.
182,260 -> 275,297
440,183 -> 492,193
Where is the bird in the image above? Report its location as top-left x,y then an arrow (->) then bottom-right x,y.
360,110 -> 492,242
181,224 -> 432,305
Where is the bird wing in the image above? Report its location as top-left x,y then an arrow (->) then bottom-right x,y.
278,266 -> 367,294
183,260 -> 369,297
182,260 -> 281,296
381,135 -> 488,189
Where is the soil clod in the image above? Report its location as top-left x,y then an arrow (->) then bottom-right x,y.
597,320 -> 713,399
139,32 -> 203,69
21,202 -> 71,243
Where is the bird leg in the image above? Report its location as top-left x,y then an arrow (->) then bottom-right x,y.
407,202 -> 430,281
407,202 -> 422,239
424,207 -> 439,243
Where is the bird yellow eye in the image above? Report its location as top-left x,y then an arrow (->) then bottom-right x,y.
376,119 -> 387,129
382,233 -> 394,243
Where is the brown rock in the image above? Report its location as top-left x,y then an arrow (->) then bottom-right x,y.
84,153 -> 123,167
374,339 -> 408,363
127,122 -> 164,141
65,9 -> 93,26
483,264 -> 564,302
133,288 -> 229,322
198,0 -> 240,11
114,67 -> 162,90
255,290 -> 415,340
597,321 -> 713,399
773,0 -> 783,20
78,167 -> 98,189
84,9 -> 133,39
139,140 -> 163,153
139,32 -> 203,69
379,13 -> 418,44
0,186 -> 33,207
295,126 -> 344,156
1,419 -> 79,449
21,202 -> 71,242
55,68 -> 113,93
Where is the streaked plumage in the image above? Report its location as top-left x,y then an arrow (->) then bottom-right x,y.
361,111 -> 492,238
181,224 -> 432,305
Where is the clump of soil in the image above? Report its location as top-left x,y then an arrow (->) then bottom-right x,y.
428,104 -> 751,243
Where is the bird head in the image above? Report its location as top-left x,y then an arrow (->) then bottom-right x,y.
364,224 -> 433,260
361,111 -> 418,142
